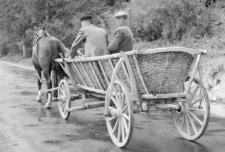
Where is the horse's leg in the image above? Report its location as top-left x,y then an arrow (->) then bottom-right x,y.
35,69 -> 42,102
51,70 -> 58,98
43,69 -> 52,109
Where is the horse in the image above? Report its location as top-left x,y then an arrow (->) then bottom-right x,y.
32,25 -> 69,109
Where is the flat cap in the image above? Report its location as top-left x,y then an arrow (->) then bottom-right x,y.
80,15 -> 93,21
114,11 -> 128,18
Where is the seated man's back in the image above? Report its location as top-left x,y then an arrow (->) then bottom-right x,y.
70,15 -> 109,58
82,25 -> 109,57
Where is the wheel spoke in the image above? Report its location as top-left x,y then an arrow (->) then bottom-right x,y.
120,93 -> 125,110
186,115 -> 190,136
121,120 -> 125,141
180,114 -> 185,131
113,87 -> 120,108
189,108 -> 205,112
118,85 -> 123,108
111,96 -> 119,108
112,119 -> 119,135
187,113 -> 198,134
175,112 -> 183,121
63,84 -> 69,99
122,105 -> 128,113
122,113 -> 129,121
117,118 -> 121,142
188,85 -> 199,104
107,116 -> 116,122
109,106 -> 117,112
60,85 -> 66,97
189,111 -> 203,126
121,117 -> 128,134
59,87 -> 64,95
190,96 -> 203,107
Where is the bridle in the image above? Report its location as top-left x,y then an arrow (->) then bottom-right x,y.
33,30 -> 50,45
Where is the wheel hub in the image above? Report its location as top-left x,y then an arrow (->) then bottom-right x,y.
110,109 -> 122,118
180,103 -> 189,113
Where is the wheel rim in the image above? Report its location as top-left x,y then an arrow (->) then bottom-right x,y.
106,80 -> 133,147
173,78 -> 210,140
58,80 -> 71,119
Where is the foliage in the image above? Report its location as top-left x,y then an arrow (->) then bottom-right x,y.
131,0 -> 217,42
0,0 -> 222,57
0,0 -> 128,56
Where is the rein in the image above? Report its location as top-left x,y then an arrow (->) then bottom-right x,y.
33,30 -> 50,45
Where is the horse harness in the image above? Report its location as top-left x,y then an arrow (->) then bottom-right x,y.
33,30 -> 50,46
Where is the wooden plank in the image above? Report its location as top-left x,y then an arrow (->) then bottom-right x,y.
88,62 -> 103,90
73,62 -> 87,86
121,62 -> 130,82
132,55 -> 149,94
98,60 -> 110,85
142,93 -> 187,99
66,63 -> 81,85
139,47 -> 204,55
89,92 -> 105,99
79,62 -> 95,88
187,54 -> 201,92
120,52 -> 139,103
59,62 -> 66,71
77,84 -> 106,94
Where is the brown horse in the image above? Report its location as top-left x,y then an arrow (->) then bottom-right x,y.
32,26 -> 69,109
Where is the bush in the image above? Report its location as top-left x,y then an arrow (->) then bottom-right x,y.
131,0 -> 216,42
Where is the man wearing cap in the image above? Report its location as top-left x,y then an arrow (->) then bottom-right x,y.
70,15 -> 109,58
108,11 -> 134,54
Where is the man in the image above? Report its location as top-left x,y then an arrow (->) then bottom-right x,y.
70,15 -> 109,58
108,11 -> 134,54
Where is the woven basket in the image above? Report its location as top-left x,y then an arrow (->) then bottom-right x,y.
132,52 -> 193,94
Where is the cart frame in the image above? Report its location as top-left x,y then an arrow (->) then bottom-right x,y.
55,47 -> 209,147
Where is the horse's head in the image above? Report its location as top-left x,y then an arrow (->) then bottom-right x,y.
33,25 -> 50,45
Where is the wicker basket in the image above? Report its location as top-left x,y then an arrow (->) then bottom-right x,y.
131,52 -> 193,94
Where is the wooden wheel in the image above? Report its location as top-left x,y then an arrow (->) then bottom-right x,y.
106,80 -> 134,147
58,79 -> 71,120
172,77 -> 210,140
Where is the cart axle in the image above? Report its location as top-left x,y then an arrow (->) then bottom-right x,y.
65,101 -> 105,112
155,103 -> 181,110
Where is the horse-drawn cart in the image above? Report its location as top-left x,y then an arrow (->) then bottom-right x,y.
55,47 -> 210,147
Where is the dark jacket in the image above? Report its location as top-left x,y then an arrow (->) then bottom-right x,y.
70,24 -> 109,58
108,26 -> 133,54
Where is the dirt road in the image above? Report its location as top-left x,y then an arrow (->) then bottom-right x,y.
0,61 -> 225,152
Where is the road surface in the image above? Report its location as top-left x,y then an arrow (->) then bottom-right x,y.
0,61 -> 225,152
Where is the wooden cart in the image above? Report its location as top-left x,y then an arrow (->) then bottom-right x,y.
55,47 -> 210,147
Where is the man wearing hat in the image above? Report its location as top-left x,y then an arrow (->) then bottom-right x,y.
70,15 -> 109,58
108,11 -> 134,54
